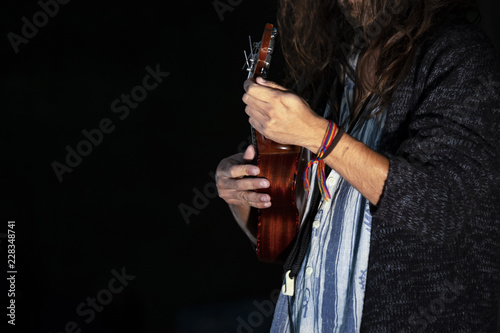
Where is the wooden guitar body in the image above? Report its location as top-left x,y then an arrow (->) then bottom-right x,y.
245,24 -> 309,263
253,132 -> 302,263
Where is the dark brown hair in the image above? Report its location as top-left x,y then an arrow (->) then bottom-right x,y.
277,0 -> 477,122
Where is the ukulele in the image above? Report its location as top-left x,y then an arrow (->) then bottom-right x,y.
244,24 -> 309,263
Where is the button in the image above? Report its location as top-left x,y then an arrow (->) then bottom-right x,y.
313,220 -> 320,229
305,267 -> 314,276
326,177 -> 337,187
326,171 -> 340,187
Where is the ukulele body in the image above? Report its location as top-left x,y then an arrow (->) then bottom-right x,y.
246,24 -> 309,263
253,130 -> 302,263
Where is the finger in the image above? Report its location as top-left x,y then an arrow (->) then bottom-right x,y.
243,145 -> 256,161
245,105 -> 270,128
227,199 -> 272,209
217,152 -> 259,177
243,92 -> 271,112
248,114 -> 267,135
244,78 -> 281,99
216,153 -> 242,177
237,190 -> 272,207
253,202 -> 272,209
222,188 -> 271,203
243,78 -> 257,92
218,177 -> 270,192
225,199 -> 272,209
227,163 -> 260,179
222,190 -> 272,209
256,76 -> 289,92
245,82 -> 286,108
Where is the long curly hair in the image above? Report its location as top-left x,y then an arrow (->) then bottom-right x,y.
277,0 -> 478,122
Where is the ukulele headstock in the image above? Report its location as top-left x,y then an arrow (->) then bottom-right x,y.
244,23 -> 277,79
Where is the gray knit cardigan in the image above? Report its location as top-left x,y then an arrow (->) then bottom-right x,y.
361,18 -> 500,332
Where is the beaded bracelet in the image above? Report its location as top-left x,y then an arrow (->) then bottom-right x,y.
302,121 -> 343,201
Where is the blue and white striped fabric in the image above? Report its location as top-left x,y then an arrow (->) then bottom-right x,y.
270,55 -> 386,332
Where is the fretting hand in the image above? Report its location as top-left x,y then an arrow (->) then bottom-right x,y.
242,77 -> 329,153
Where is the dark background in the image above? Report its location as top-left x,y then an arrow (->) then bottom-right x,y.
0,1 -> 499,332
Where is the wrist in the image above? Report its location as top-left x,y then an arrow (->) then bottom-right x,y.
304,117 -> 331,153
323,126 -> 344,158
302,120 -> 343,201
304,119 -> 344,155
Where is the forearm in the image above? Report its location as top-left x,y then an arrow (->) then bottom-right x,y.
229,204 -> 258,244
305,119 -> 389,205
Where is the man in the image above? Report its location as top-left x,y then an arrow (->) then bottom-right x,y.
216,0 -> 500,331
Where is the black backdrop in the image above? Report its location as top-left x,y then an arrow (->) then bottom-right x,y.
1,1 -> 499,332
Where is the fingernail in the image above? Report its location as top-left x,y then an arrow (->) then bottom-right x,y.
250,167 -> 260,176
261,195 -> 271,202
261,180 -> 270,188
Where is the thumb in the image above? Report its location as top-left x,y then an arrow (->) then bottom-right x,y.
256,76 -> 288,92
243,144 -> 256,161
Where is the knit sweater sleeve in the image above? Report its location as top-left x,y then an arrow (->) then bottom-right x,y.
372,22 -> 500,245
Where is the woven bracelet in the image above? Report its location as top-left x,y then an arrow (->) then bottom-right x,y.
302,121 -> 343,201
